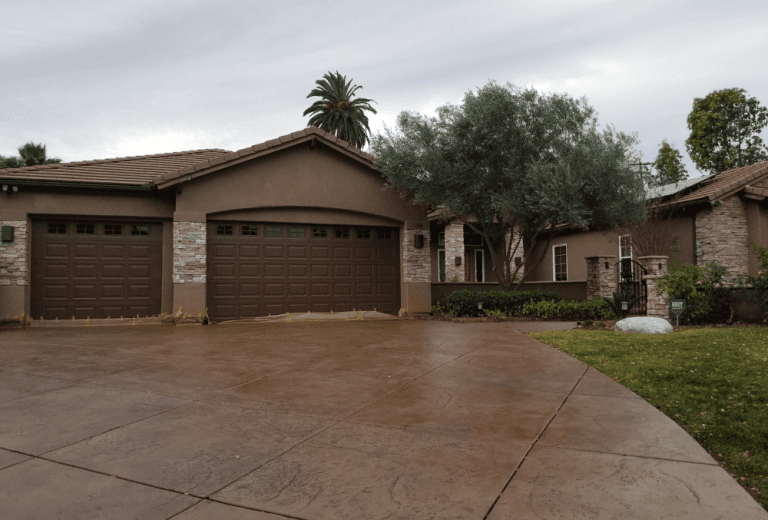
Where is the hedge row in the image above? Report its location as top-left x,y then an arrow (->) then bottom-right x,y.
520,297 -> 615,321
442,289 -> 564,317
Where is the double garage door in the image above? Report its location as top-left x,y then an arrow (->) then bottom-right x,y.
207,222 -> 400,321
30,220 -> 163,320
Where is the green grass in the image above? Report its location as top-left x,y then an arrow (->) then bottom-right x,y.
530,326 -> 768,509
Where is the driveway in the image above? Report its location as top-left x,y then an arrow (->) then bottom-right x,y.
0,321 -> 765,519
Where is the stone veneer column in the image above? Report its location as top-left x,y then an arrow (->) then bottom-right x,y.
401,222 -> 431,314
172,220 -> 207,316
637,256 -> 670,321
585,256 -> 616,298
695,195 -> 748,283
444,220 -> 464,282
506,227 -> 524,281
0,220 -> 28,317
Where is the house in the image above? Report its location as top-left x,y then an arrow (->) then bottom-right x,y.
0,127 -> 433,321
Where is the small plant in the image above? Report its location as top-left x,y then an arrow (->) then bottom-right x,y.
604,289 -> 642,320
450,275 -> 460,282
484,308 -> 507,319
582,319 -> 594,328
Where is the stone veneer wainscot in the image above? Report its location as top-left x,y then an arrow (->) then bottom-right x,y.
173,222 -> 206,283
444,221 -> 464,282
402,228 -> 431,283
0,220 -> 28,287
695,194 -> 748,282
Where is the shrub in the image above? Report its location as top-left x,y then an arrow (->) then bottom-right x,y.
520,297 -> 615,321
737,243 -> 768,322
443,289 -> 563,317
603,289 -> 642,320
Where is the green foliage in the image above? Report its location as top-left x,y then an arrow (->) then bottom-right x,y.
737,244 -> 768,322
0,142 -> 62,169
657,252 -> 734,323
651,140 -> 689,187
443,289 -> 563,317
303,71 -> 377,149
604,289 -> 642,320
371,81 -> 646,290
686,88 -> 768,175
521,297 -> 615,321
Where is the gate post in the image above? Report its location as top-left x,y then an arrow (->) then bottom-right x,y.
585,256 -> 617,298
637,256 -> 670,321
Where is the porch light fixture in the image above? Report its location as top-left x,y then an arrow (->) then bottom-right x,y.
413,234 -> 424,248
455,256 -> 462,266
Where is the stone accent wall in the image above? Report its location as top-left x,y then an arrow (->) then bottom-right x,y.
695,195 -> 748,283
173,222 -> 206,283
585,256 -> 616,298
507,227 -> 525,281
444,221 -> 464,282
402,228 -> 431,283
636,256 -> 668,278
0,220 -> 28,287
645,276 -> 671,320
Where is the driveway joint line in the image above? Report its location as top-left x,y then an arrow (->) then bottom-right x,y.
533,444 -> 720,465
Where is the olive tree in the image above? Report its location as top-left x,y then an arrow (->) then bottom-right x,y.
371,81 -> 646,290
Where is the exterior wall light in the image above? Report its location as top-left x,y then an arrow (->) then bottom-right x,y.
455,256 -> 462,266
413,234 -> 424,248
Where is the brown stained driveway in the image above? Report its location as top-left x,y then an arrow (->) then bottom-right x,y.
0,321 -> 766,520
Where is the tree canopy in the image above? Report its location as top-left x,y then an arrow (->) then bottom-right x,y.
0,142 -> 62,169
686,88 -> 768,175
650,140 -> 689,187
371,81 -> 646,290
303,71 -> 377,149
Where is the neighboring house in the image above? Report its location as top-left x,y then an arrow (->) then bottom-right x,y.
0,127 -> 433,321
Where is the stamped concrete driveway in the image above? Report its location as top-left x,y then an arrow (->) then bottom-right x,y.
0,320 -> 765,520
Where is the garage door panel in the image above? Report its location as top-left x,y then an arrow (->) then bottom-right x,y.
355,264 -> 373,277
334,283 -> 352,294
212,304 -> 235,320
334,247 -> 352,259
213,283 -> 235,297
214,264 -> 236,277
378,283 -> 396,296
378,301 -> 396,315
377,248 -> 396,260
288,246 -> 307,258
311,246 -> 329,259
264,283 -> 284,296
356,247 -> 372,259
264,264 -> 284,277
312,283 -> 330,296
239,304 -> 260,318
127,306 -> 151,318
311,264 -> 330,277
264,246 -> 283,258
332,301 -> 353,312
288,283 -> 307,295
239,245 -> 260,258
310,302 -> 330,313
240,284 -> 260,296
356,283 -> 373,295
334,264 -> 352,277
264,303 -> 284,315
214,244 -> 236,258
377,265 -> 395,277
31,220 -> 162,321
239,264 -> 260,277
288,264 -> 307,278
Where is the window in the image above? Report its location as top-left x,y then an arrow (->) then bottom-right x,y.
48,222 -> 67,234
242,225 -> 258,236
216,224 -> 233,235
104,224 -> 122,235
131,225 -> 149,236
475,249 -> 485,282
553,245 -> 567,281
266,226 -> 281,237
376,229 -> 392,240
76,223 -> 95,234
312,227 -> 327,238
289,226 -> 305,238
438,232 -> 445,246
619,235 -> 633,281
356,228 -> 371,239
438,250 -> 446,282
335,228 -> 350,238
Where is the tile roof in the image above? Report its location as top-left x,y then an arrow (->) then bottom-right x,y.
668,160 -> 768,205
152,126 -> 376,189
0,149 -> 230,187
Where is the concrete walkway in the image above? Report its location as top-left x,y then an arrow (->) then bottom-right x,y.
0,320 -> 765,519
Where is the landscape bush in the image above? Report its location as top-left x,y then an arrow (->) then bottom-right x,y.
520,297 -> 615,321
442,289 -> 563,317
737,244 -> 768,323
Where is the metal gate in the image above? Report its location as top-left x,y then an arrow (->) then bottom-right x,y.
614,259 -> 647,315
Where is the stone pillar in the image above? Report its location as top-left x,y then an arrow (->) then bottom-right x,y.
695,195 -> 748,283
637,256 -> 670,321
506,227 -> 524,281
172,218 -> 207,317
585,256 -> 616,299
0,220 -> 28,318
444,219 -> 464,283
401,222 -> 431,314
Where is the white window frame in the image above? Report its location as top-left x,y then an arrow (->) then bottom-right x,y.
475,249 -> 485,282
553,244 -> 567,281
438,249 -> 446,282
619,234 -> 633,281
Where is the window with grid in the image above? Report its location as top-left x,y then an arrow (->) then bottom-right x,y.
131,225 -> 149,236
48,222 -> 67,234
335,228 -> 350,238
266,226 -> 281,237
216,224 -> 233,235
76,223 -> 95,234
241,225 -> 258,236
553,245 -> 567,281
619,235 -> 633,281
376,229 -> 392,240
104,224 -> 122,235
312,227 -> 327,238
289,226 -> 305,238
356,228 -> 371,239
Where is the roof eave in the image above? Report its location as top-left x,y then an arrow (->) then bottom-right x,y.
0,179 -> 155,191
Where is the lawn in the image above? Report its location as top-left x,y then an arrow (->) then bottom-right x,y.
529,325 -> 768,510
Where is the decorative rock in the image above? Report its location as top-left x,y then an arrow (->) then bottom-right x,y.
614,317 -> 673,334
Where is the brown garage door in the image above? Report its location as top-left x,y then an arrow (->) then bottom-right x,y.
207,222 -> 400,321
31,220 -> 162,320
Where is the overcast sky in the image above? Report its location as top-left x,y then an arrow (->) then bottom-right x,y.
2,0 -> 767,180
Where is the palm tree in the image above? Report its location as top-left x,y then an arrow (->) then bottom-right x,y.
303,71 -> 377,149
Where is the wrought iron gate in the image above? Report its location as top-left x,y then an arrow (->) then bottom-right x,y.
614,259 -> 647,315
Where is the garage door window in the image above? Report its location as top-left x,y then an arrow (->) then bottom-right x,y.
356,229 -> 371,239
266,225 -> 282,237
216,224 -> 233,235
312,227 -> 327,237
48,222 -> 67,234
76,223 -> 95,234
289,226 -> 305,238
335,228 -> 350,238
104,224 -> 122,235
376,229 -> 392,240
242,225 -> 258,236
131,225 -> 149,236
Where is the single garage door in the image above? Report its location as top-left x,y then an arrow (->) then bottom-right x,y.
31,220 -> 163,320
207,222 -> 400,321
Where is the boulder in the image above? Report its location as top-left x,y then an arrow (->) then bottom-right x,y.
614,317 -> 674,334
